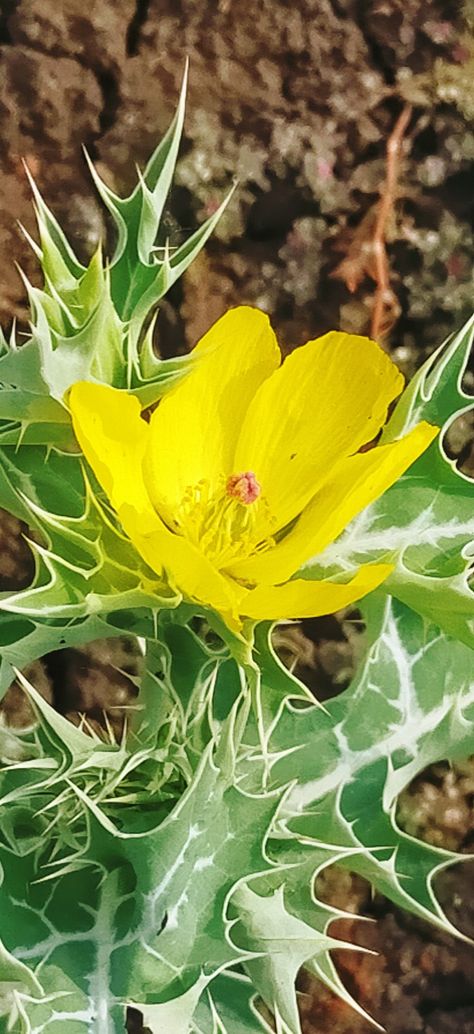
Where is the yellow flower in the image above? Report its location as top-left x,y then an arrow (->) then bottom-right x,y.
68,306 -> 437,633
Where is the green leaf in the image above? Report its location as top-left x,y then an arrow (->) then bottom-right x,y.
0,705 -> 282,1031
126,186 -> 236,336
0,637 -> 281,1029
1,593 -> 472,1032
0,70 -> 230,426
0,937 -> 43,1032
192,972 -> 266,1034
83,66 -> 234,339
138,980 -> 210,1034
0,445 -> 180,694
232,884 -> 359,1034
265,595 -> 473,936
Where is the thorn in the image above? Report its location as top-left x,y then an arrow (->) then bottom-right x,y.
17,220 -> 42,258
21,157 -> 40,197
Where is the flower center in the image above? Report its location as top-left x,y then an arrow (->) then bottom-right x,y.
172,474 -> 272,569
226,471 -> 261,505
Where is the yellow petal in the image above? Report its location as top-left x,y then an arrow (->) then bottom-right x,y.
121,505 -> 244,631
228,422 -> 438,585
144,306 -> 280,522
68,382 -> 243,627
242,563 -> 393,620
68,382 -> 153,520
234,332 -> 405,534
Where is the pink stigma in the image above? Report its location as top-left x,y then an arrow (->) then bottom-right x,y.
226,471 -> 261,505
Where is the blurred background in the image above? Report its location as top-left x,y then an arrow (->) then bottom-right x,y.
0,0 -> 474,361
0,2 -> 473,1032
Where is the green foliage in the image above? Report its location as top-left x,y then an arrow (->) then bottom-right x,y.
1,598 -> 472,1033
0,72 -> 232,691
0,83 -> 472,1034
0,67 -> 233,455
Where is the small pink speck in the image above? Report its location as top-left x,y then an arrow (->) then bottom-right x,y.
204,198 -> 221,216
226,471 -> 261,505
317,158 -> 334,182
452,42 -> 471,63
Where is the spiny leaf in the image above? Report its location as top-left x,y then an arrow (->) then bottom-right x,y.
126,184 -> 236,336
0,70 -> 231,420
1,593 -> 473,1032
0,448 -> 180,692
191,972 -> 267,1034
0,719 -> 282,1032
83,66 -> 234,341
232,883 -> 372,1034
265,595 -> 473,938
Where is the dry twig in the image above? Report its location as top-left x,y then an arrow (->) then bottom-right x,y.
332,104 -> 413,343
370,104 -> 412,341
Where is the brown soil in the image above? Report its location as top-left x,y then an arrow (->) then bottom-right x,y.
0,2 -> 473,1031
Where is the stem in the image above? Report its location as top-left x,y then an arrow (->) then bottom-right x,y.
370,103 -> 412,343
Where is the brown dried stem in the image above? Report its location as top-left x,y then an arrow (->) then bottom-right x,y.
370,103 -> 412,342
332,104 -> 413,344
